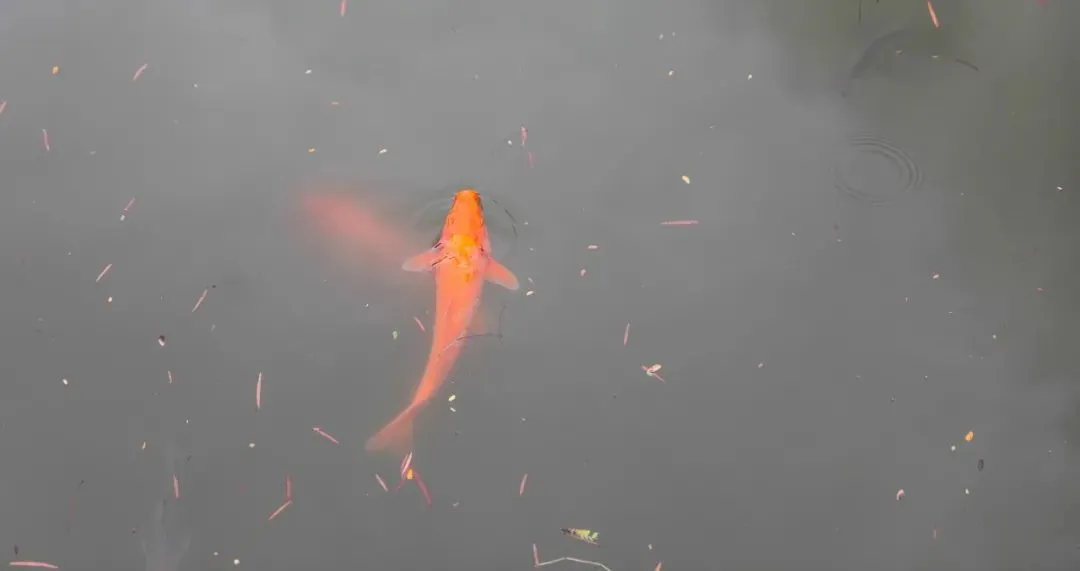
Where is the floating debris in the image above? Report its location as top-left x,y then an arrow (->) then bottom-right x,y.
532,544 -> 611,571
120,197 -> 135,221
561,528 -> 599,546
267,500 -> 291,522
312,426 -> 339,445
255,373 -> 263,411
95,264 -> 113,283
9,562 -> 59,569
642,364 -> 666,383
191,289 -> 209,313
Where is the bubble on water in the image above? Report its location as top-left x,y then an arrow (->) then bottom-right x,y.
833,135 -> 923,205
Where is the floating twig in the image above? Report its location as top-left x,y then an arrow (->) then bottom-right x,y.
532,544 -> 612,571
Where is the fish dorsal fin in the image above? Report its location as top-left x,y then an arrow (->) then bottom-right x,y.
402,248 -> 443,272
485,258 -> 519,290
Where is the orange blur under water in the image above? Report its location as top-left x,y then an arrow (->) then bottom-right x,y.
364,189 -> 520,455
301,191 -> 411,269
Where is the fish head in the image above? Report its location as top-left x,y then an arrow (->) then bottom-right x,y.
439,188 -> 492,265
442,188 -> 486,241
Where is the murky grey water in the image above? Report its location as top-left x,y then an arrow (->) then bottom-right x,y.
0,0 -> 1076,569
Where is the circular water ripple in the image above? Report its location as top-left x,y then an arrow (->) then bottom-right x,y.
833,136 -> 923,205
410,187 -> 521,259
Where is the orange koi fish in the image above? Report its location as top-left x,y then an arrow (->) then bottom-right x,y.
366,188 -> 519,454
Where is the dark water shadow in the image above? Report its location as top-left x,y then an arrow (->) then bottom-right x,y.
841,26 -> 978,99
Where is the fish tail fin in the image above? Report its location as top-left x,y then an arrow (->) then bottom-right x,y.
365,405 -> 418,455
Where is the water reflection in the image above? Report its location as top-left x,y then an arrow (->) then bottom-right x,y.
141,499 -> 190,571
140,447 -> 190,571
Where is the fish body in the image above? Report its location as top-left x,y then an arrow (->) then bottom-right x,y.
365,188 -> 519,454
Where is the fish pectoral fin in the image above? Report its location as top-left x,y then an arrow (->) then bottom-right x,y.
402,249 -> 443,272
484,259 -> 520,290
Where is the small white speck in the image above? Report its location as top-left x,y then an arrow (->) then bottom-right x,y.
248,442 -> 256,448
1056,186 -> 1063,191
234,558 -> 240,566
378,148 -> 388,155
667,69 -> 674,77
757,362 -> 764,368
747,73 -> 753,80
992,333 -> 997,340
62,378 -> 68,386
950,444 -> 956,451
964,488 -> 970,495
305,69 -> 312,75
